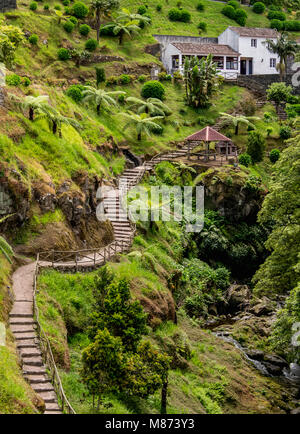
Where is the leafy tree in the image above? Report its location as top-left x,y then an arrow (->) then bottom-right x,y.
104,17 -> 141,44
120,112 -> 163,141
82,86 -> 125,114
253,133 -> 300,296
90,0 -> 120,42
265,32 -> 298,80
117,8 -> 151,26
220,112 -> 260,135
183,55 -> 219,108
9,94 -> 50,121
141,81 -> 165,100
246,131 -> 265,163
266,82 -> 292,110
126,96 -> 171,116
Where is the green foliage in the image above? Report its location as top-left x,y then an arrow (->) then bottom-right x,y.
121,111 -> 163,140
239,153 -> 252,167
119,74 -> 131,84
267,82 -> 292,106
82,86 -> 125,114
283,20 -> 300,31
252,2 -> 266,13
0,25 -> 24,67
44,4 -> 49,10
137,5 -> 147,15
279,125 -> 292,140
79,24 -> 91,36
69,16 -> 78,26
28,34 -> 38,45
141,80 -> 165,100
270,19 -> 283,30
29,2 -> 37,11
22,76 -> 31,87
235,9 -> 247,26
197,21 -> 207,32
168,8 -> 191,22
267,10 -> 286,21
138,74 -> 147,83
5,73 -> 21,86
196,2 -> 205,11
71,1 -> 89,18
156,4 -> 162,12
269,148 -> 280,163
57,47 -> 71,60
222,5 -> 236,20
246,131 -> 265,163
63,20 -> 75,33
85,38 -> 98,51
227,1 -> 240,9
66,84 -> 84,102
95,67 -> 106,87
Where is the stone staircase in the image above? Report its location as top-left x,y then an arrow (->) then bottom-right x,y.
276,104 -> 288,121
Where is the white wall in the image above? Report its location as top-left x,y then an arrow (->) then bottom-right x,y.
218,28 -> 239,52
163,44 -> 181,73
238,37 -> 280,75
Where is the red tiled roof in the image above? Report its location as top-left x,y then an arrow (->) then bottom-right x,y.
171,42 -> 239,56
228,26 -> 278,38
186,127 -> 231,142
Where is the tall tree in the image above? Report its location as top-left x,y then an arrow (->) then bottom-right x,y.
120,112 -> 163,141
9,94 -> 50,121
265,32 -> 298,81
90,0 -> 120,42
82,86 -> 125,114
37,106 -> 82,136
219,113 -> 260,135
108,18 -> 141,45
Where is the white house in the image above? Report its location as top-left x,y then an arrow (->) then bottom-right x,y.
158,27 -> 280,78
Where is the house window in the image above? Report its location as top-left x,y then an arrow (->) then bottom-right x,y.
251,39 -> 257,47
226,57 -> 238,70
270,58 -> 276,68
213,56 -> 224,69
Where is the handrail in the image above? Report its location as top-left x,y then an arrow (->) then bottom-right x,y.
33,258 -> 76,414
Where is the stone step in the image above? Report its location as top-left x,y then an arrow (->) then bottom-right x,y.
17,339 -> 37,349
10,301 -> 33,317
45,403 -> 62,412
22,365 -> 47,375
25,374 -> 49,384
44,411 -> 63,415
22,356 -> 43,367
32,382 -> 55,393
14,332 -> 36,340
20,348 -> 42,358
10,324 -> 36,334
38,390 -> 58,404
9,318 -> 35,326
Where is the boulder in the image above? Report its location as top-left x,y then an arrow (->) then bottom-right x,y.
263,354 -> 288,368
250,296 -> 276,316
245,349 -> 264,361
224,284 -> 251,314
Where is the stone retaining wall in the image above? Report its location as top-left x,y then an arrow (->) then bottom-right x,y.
0,0 -> 17,12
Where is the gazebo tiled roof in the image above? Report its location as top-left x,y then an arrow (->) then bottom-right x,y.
186,126 -> 231,142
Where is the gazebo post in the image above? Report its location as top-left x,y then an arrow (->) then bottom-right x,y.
188,141 -> 191,160
226,143 -> 229,161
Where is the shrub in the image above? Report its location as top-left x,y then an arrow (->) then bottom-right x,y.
119,74 -> 131,85
44,3 -> 49,10
196,2 -> 204,11
54,4 -> 61,10
58,47 -> 71,60
29,34 -> 38,45
268,11 -> 286,21
79,24 -> 91,36
118,94 -> 125,104
22,76 -> 31,87
227,0 -> 240,9
95,67 -> 106,86
269,149 -> 280,163
180,10 -> 191,23
141,81 -> 165,100
71,2 -> 89,19
85,38 -> 98,51
106,76 -> 118,86
151,124 -> 164,135
270,19 -> 283,30
267,82 -> 292,106
29,2 -> 37,10
62,0 -> 70,5
197,22 -> 207,32
63,21 -> 75,33
283,21 -> 300,32
246,131 -> 265,163
279,125 -> 292,140
239,153 -> 252,167
137,5 -> 147,15
235,9 -> 247,26
222,5 -> 236,20
6,74 -> 21,86
66,84 -> 83,102
69,16 -> 78,26
252,2 -> 265,14
158,71 -> 172,81
100,24 -> 116,36
156,4 -> 162,12
168,8 -> 182,21
138,74 -> 147,83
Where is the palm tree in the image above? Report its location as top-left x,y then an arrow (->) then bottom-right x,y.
103,18 -> 141,45
9,94 -> 49,120
219,113 -> 260,135
90,0 -> 120,42
37,106 -> 82,136
0,216 -> 14,264
82,86 -> 125,114
117,8 -> 151,26
126,97 -> 171,116
265,32 -> 298,81
120,111 -> 163,141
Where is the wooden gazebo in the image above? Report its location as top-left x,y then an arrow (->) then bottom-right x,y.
186,126 -> 236,161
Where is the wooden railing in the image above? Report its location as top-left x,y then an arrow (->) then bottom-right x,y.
33,260 -> 76,414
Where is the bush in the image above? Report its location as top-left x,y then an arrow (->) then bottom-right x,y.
69,16 -> 78,26
118,94 -> 125,104
96,67 -> 105,86
270,19 -> 283,30
252,2 -> 265,14
279,125 -> 292,140
106,76 -> 118,86
137,5 -> 147,15
79,24 -> 91,36
71,2 -> 89,19
267,82 -> 292,106
158,71 -> 172,81
6,74 -> 21,86
85,38 -> 98,51
266,127 -> 273,136
62,0 -> 70,5
44,3 -> 49,9
63,21 -> 75,33
222,5 -> 236,20
138,74 -> 147,83
156,5 -> 162,12
29,2 -> 37,10
196,2 -> 204,11
54,4 -> 61,10
227,0 -> 240,9
151,124 -> 164,135
22,76 -> 31,87
235,9 -> 247,26
197,22 -> 207,32
100,24 -> 116,36
239,153 -> 252,167
29,34 -> 38,45
246,131 -> 265,163
141,81 -> 165,100
58,48 -> 71,60
119,74 -> 131,85
268,11 -> 286,21
269,149 -> 280,163
168,8 -> 182,21
66,84 -> 83,102
283,21 -> 300,31
180,10 -> 191,23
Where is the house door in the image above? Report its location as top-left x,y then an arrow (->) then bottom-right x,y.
240,60 -> 247,75
248,59 -> 253,75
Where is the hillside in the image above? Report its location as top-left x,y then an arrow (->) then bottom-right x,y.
0,0 -> 299,417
